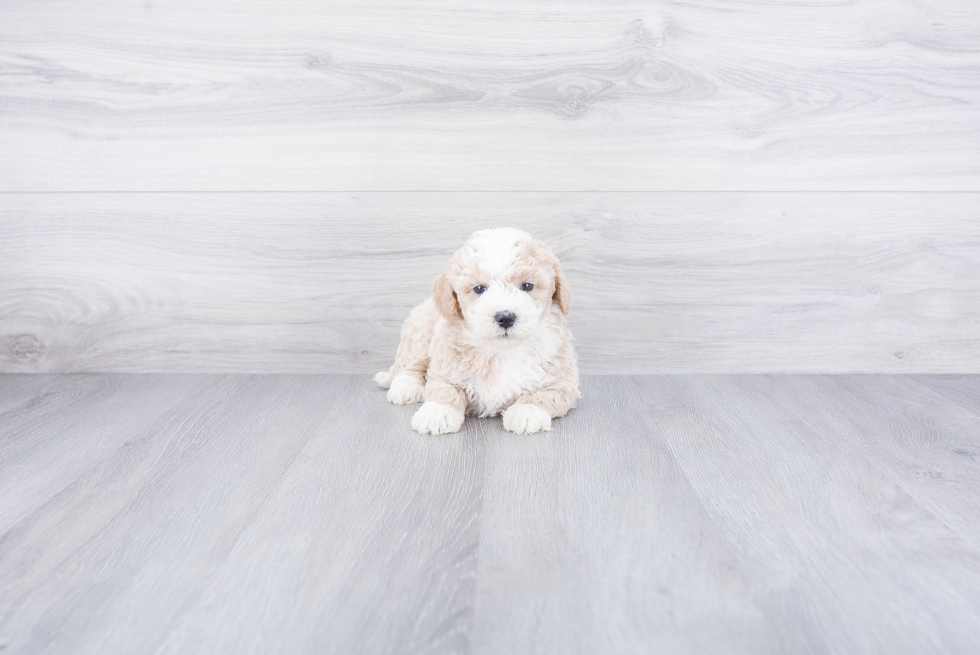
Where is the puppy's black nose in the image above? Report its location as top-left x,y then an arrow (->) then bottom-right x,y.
495,311 -> 516,329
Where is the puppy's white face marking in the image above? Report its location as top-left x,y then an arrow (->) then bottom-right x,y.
471,229 -> 521,278
452,228 -> 552,347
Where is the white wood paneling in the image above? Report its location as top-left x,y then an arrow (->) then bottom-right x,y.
2,192 -> 977,373
1,0 -> 978,191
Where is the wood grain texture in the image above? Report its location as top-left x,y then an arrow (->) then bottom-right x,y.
910,374 -> 980,415
1,0 -> 978,191
824,375 -> 980,553
151,375 -> 486,655
0,375 -> 484,654
2,192 -> 977,374
472,376 -> 782,654
3,374 -> 980,653
0,374 -> 217,531
632,374 -> 980,654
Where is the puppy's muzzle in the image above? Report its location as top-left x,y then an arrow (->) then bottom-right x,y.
495,311 -> 516,330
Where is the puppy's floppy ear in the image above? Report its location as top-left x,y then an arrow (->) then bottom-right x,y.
433,269 -> 463,321
553,261 -> 571,314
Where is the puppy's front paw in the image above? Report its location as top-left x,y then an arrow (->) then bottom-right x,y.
503,403 -> 552,435
374,370 -> 395,389
411,402 -> 465,435
386,373 -> 425,405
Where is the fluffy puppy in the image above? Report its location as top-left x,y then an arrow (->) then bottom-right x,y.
375,228 -> 580,435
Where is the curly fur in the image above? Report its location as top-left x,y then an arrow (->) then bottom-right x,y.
376,228 -> 580,434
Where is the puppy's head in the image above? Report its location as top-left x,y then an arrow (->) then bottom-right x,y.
433,228 -> 569,346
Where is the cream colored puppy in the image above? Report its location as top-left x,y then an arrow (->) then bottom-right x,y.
375,228 -> 580,435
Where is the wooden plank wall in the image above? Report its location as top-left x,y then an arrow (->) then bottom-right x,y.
1,0 -> 978,373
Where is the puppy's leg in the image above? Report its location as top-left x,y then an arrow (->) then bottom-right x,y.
504,381 -> 580,435
374,368 -> 396,389
502,402 -> 552,434
379,299 -> 440,402
412,377 -> 467,435
386,361 -> 427,405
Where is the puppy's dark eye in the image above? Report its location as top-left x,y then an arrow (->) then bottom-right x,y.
520,283 -> 534,292
473,285 -> 487,294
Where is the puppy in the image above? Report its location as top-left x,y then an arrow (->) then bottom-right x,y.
375,228 -> 580,435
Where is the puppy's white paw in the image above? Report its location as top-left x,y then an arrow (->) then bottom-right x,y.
412,401 -> 465,435
503,403 -> 552,435
386,373 -> 425,405
374,370 -> 395,389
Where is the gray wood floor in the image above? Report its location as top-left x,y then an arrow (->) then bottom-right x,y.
2,374 -> 979,654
